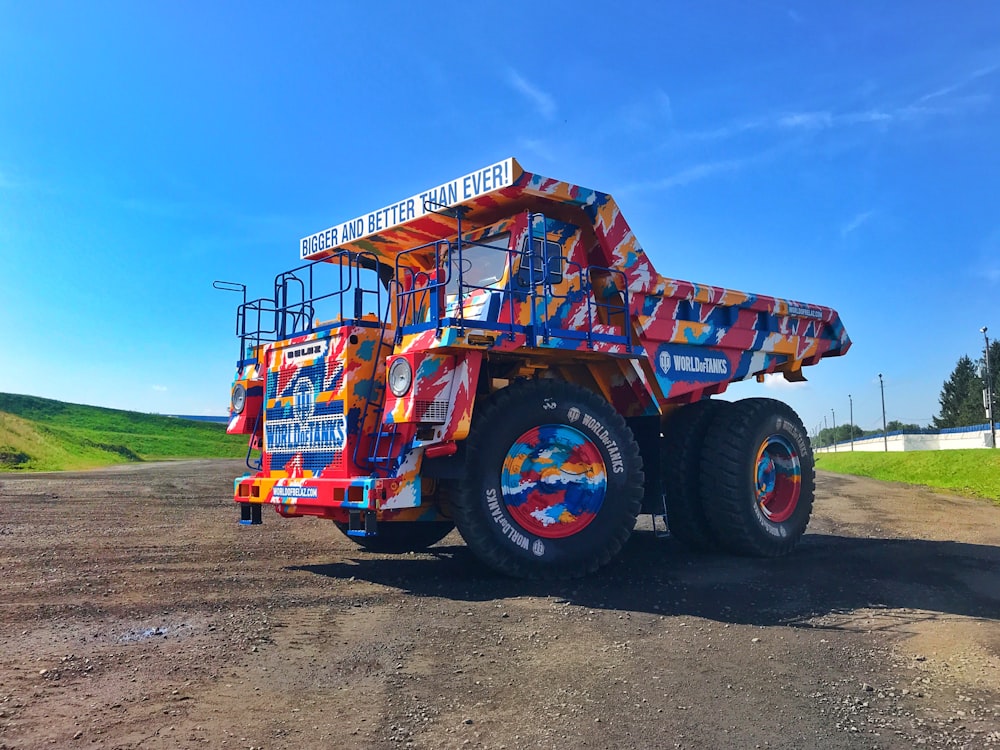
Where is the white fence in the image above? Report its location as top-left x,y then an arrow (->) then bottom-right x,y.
815,423 -> 997,453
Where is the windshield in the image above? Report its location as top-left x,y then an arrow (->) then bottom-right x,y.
446,233 -> 510,294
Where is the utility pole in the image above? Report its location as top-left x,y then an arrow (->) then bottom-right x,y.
831,408 -> 837,452
878,373 -> 888,452
849,394 -> 854,451
983,327 -> 997,449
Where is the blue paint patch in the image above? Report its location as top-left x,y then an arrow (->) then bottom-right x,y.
356,339 -> 375,361
417,356 -> 444,378
353,379 -> 377,399
347,405 -> 363,433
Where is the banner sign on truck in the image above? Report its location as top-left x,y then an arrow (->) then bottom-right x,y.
300,158 -> 516,260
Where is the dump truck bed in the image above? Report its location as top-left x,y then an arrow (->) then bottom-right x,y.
300,158 -> 850,410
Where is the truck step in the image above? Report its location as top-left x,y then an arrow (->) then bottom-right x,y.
346,510 -> 378,537
651,514 -> 669,539
239,503 -> 262,525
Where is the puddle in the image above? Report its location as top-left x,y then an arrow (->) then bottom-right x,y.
114,620 -> 198,643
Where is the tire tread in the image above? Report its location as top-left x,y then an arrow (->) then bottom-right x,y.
700,398 -> 815,557
661,400 -> 729,551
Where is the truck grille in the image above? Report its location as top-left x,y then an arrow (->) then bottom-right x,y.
415,399 -> 449,423
264,360 -> 345,474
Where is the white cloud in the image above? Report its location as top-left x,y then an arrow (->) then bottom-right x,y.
619,89 -> 673,132
655,89 -> 673,122
977,229 -> 1000,283
680,62 -> 997,144
506,69 -> 556,120
152,385 -> 168,392
517,137 -> 555,162
840,110 -> 893,125
620,151 -> 773,193
762,373 -> 807,390
610,61 -> 996,198
681,119 -> 762,141
918,62 -> 1000,103
777,111 -> 834,129
619,158 -> 743,193
695,108 -> 887,139
841,210 -> 875,237
679,111 -> 839,141
652,159 -> 745,189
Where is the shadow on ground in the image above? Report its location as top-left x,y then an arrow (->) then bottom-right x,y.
291,532 -> 1000,630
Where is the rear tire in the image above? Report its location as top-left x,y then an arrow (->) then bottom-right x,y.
452,380 -> 643,579
661,399 -> 731,550
699,398 -> 814,557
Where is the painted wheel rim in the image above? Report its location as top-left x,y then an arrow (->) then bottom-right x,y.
500,424 -> 607,539
754,434 -> 801,523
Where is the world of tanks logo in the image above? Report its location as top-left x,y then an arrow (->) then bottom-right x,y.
292,377 -> 315,426
656,344 -> 730,382
567,407 -> 581,423
658,349 -> 672,374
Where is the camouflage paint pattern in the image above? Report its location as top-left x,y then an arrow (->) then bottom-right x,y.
228,158 -> 851,524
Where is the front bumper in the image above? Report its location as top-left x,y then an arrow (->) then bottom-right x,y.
233,474 -> 420,518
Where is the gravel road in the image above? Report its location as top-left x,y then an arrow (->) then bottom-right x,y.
1,461 -> 998,749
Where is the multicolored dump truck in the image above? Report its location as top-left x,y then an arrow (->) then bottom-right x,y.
219,158 -> 850,578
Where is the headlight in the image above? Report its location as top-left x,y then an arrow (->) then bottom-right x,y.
388,358 -> 413,397
231,383 -> 247,414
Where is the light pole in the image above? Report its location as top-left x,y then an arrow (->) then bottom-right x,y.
831,408 -> 837,452
983,327 -> 996,449
878,373 -> 888,452
849,394 -> 854,451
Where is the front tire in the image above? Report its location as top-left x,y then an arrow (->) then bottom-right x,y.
452,380 -> 644,579
699,398 -> 814,557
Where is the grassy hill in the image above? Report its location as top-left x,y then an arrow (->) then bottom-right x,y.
0,393 -> 246,472
816,449 -> 1000,504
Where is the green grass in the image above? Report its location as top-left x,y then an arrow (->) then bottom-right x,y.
815,449 -> 1000,504
0,393 -> 246,472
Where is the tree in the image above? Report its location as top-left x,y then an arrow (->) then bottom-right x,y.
886,420 -> 921,432
933,355 -> 987,429
838,424 -> 865,441
985,339 -> 1000,423
816,424 -> 863,447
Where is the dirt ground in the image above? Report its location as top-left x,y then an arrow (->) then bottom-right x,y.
1,461 -> 998,750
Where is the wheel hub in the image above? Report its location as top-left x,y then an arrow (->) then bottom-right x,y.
500,424 -> 607,538
754,435 -> 801,523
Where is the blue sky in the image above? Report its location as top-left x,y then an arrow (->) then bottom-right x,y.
1,2 -> 998,436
